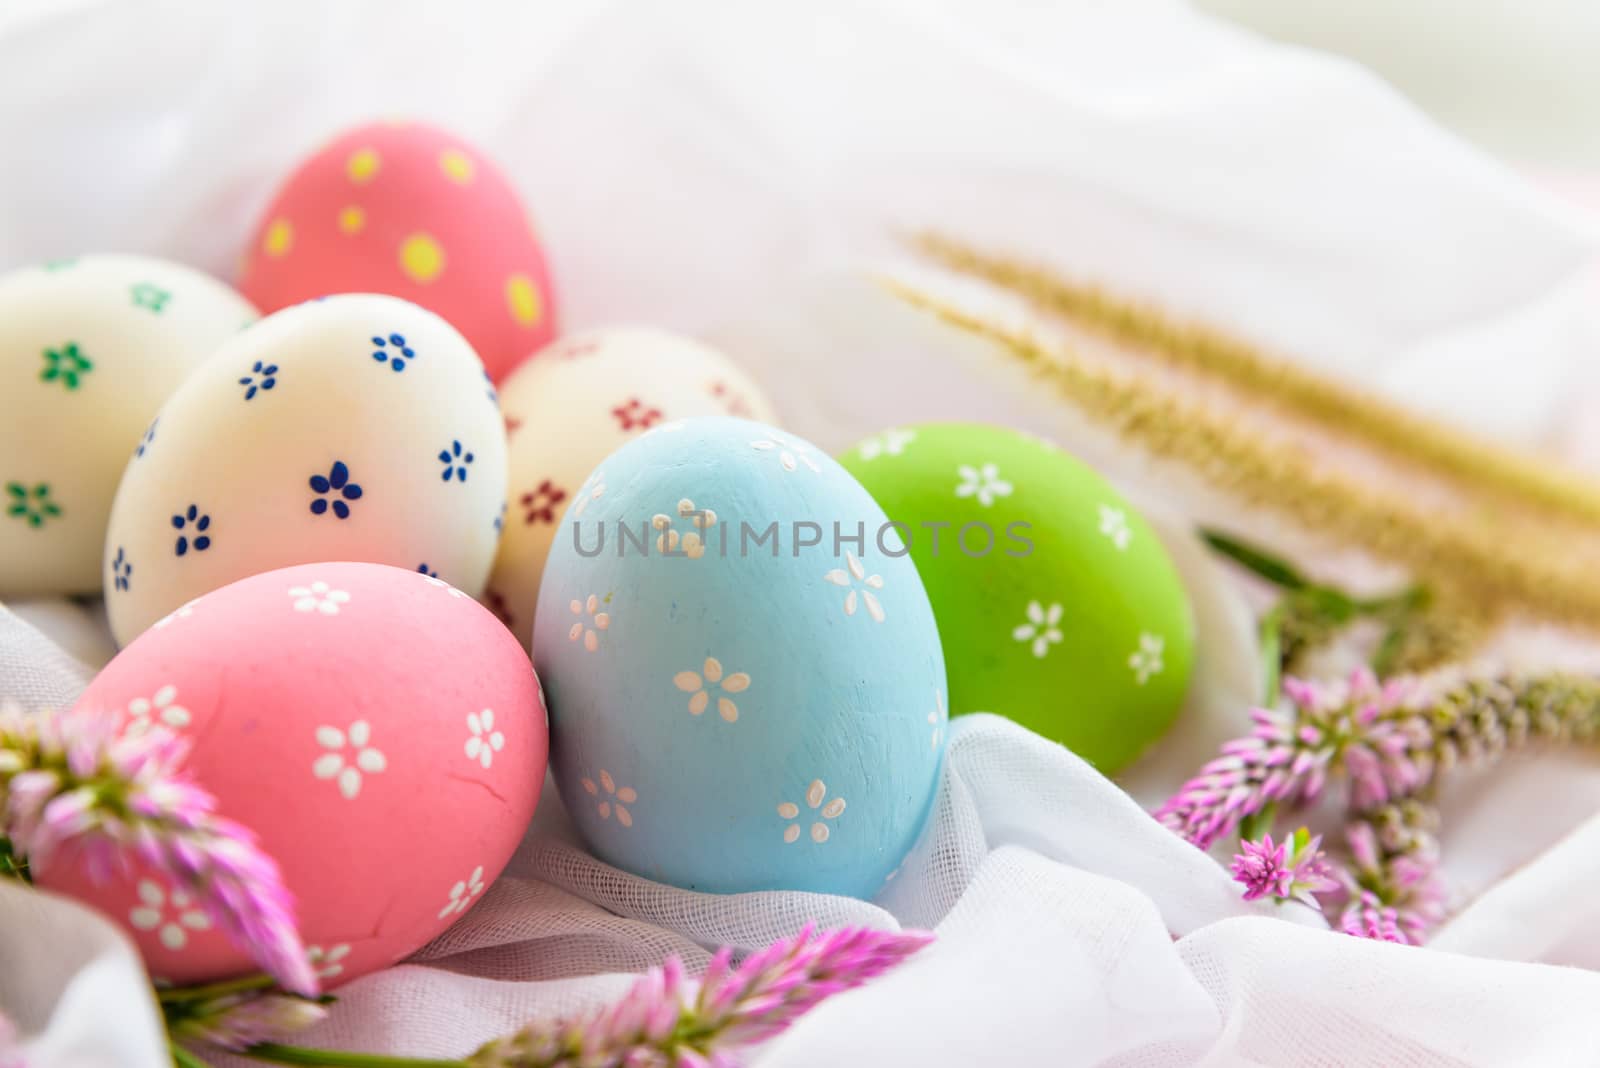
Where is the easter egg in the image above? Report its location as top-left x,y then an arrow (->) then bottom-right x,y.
532,417 -> 944,898
103,294 -> 506,647
839,423 -> 1194,772
38,561 -> 547,987
239,120 -> 556,382
489,327 -> 777,647
0,255 -> 256,598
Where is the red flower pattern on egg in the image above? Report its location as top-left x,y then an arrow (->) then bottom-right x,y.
611,398 -> 663,431
710,380 -> 755,417
520,480 -> 567,525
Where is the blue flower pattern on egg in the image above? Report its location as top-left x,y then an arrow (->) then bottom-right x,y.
532,417 -> 946,899
371,333 -> 414,372
438,440 -> 474,482
111,547 -> 132,591
171,505 -> 212,556
136,418 -> 157,459
238,360 -> 278,400
309,461 -> 363,519
417,563 -> 439,577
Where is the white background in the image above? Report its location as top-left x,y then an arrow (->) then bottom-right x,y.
4,2 -> 1600,1066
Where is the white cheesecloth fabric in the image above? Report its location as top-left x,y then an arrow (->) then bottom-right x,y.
4,1 -> 1600,1065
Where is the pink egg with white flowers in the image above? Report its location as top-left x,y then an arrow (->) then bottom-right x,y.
37,561 -> 547,987
239,120 -> 557,382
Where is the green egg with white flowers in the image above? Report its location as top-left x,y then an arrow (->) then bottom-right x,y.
839,422 -> 1194,771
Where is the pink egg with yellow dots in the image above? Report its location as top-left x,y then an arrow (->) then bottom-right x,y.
37,560 -> 547,988
239,120 -> 557,382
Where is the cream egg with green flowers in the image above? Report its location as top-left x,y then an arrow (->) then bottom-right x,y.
0,255 -> 258,598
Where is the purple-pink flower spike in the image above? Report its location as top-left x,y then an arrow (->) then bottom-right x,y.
468,923 -> 934,1067
170,992 -> 330,1052
703,924 -> 932,1048
1161,669 -> 1600,945
0,703 -> 317,997
1230,834 -> 1292,901
1155,668 -> 1408,850
1339,891 -> 1409,944
1231,829 -> 1339,907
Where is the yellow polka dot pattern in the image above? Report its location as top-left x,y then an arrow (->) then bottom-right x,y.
439,149 -> 475,185
254,137 -> 554,344
347,148 -> 380,184
263,219 -> 293,257
505,273 -> 542,327
399,233 -> 445,283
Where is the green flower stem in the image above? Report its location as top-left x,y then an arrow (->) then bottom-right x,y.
0,835 -> 28,882
1371,621 -> 1409,679
1202,528 -> 1310,590
171,1042 -> 216,1068
242,1044 -> 466,1068
1204,526 -> 1425,613
1353,584 -> 1429,616
1208,526 -> 1436,678
1258,602 -> 1284,707
159,973 -> 281,1005
1237,803 -> 1277,844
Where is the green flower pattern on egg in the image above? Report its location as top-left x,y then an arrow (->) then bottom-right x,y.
0,255 -> 259,597
39,342 -> 93,390
840,422 -> 1195,773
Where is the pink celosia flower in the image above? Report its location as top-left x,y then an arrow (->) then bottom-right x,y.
1231,827 -> 1339,907
1334,813 -> 1446,946
1340,890 -> 1408,944
169,991 -> 329,1052
1156,668 -> 1415,849
468,923 -> 933,1067
1154,666 -> 1600,946
0,703 -> 316,996
1230,834 -> 1293,901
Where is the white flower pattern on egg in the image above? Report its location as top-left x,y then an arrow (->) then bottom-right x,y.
582,770 -> 637,826
126,685 -> 190,735
652,498 -> 717,559
1129,633 -> 1165,685
308,943 -> 351,979
1013,601 -> 1063,658
438,865 -> 486,919
567,594 -> 610,652
778,779 -> 846,844
857,429 -> 915,460
955,463 -> 1012,507
312,720 -> 386,800
930,689 -> 946,751
572,469 -> 605,518
465,709 -> 505,768
129,879 -> 211,950
422,574 -> 467,598
673,657 -> 750,722
750,435 -> 821,473
1098,505 -> 1131,551
823,551 -> 885,622
289,580 -> 350,615
152,599 -> 199,629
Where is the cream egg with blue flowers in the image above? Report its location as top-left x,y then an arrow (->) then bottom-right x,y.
102,294 -> 506,646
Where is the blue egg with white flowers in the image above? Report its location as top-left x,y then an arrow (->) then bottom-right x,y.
533,417 -> 946,898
